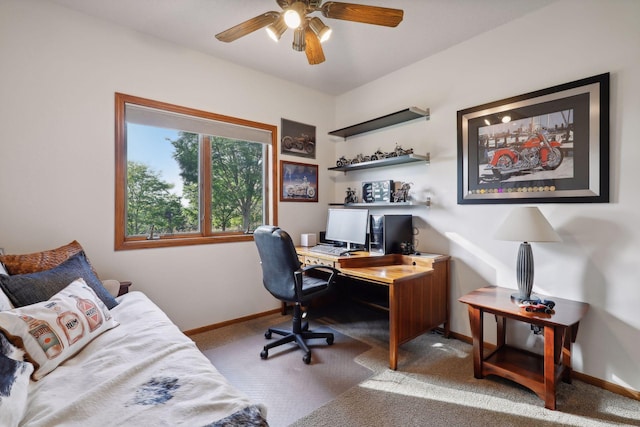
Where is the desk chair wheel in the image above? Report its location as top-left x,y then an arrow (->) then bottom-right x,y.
303,352 -> 311,364
327,336 -> 334,345
265,331 -> 272,339
260,349 -> 268,359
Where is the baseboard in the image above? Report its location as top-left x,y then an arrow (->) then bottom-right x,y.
573,371 -> 640,401
448,330 -> 639,401
183,308 -> 281,336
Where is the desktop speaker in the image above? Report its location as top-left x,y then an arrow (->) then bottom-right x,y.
300,233 -> 317,247
369,214 -> 413,255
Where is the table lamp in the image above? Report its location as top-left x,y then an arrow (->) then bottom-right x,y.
494,206 -> 561,303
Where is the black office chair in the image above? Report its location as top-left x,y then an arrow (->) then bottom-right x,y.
254,225 -> 339,364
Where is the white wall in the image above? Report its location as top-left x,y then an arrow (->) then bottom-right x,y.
334,0 -> 640,392
0,0 -> 335,330
1,0 -> 638,392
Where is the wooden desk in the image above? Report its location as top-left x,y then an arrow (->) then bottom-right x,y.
297,248 -> 450,370
459,286 -> 589,410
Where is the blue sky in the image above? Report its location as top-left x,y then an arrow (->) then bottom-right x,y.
127,123 -> 184,197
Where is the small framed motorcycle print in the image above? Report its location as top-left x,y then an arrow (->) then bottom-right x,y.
281,118 -> 316,159
280,160 -> 318,202
457,73 -> 609,204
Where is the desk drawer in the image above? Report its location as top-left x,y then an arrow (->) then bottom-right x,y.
303,255 -> 337,268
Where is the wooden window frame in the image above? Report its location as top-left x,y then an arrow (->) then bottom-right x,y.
115,93 -> 278,250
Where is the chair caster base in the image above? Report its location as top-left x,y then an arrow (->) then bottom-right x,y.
303,352 -> 311,364
260,349 -> 268,359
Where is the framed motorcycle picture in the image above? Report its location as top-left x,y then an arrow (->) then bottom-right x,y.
280,160 -> 318,202
281,118 -> 316,159
457,73 -> 609,204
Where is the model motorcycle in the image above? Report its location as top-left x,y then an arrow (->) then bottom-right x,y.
485,132 -> 563,180
282,134 -> 315,154
387,144 -> 414,158
336,155 -> 351,167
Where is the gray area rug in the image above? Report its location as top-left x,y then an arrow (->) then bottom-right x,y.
193,303 -> 640,427
199,317 -> 373,427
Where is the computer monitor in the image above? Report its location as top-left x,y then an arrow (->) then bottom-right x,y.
324,208 -> 369,251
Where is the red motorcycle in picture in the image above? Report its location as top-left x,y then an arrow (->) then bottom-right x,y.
485,132 -> 564,180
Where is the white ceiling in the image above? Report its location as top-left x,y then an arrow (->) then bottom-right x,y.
47,0 -> 555,96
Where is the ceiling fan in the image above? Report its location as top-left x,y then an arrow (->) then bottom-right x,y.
215,1 -> 404,65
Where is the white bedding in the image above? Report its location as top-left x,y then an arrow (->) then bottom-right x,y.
21,291 -> 267,426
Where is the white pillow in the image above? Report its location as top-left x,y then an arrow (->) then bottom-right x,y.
0,289 -> 12,311
0,263 -> 13,311
0,278 -> 119,380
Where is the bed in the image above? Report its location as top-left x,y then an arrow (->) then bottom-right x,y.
0,241 -> 268,427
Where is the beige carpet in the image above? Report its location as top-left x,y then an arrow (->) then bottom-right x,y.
193,303 -> 640,427
196,315 -> 373,427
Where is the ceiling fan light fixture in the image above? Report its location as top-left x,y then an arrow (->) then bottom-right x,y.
266,15 -> 287,41
292,27 -> 306,51
284,2 -> 306,29
308,17 -> 332,43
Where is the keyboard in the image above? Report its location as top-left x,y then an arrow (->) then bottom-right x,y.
308,245 -> 347,256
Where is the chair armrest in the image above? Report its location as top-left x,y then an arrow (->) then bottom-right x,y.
302,264 -> 340,284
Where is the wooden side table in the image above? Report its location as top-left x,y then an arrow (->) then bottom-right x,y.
459,286 -> 589,410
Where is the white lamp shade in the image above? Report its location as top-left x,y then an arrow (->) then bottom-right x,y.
494,206 -> 561,243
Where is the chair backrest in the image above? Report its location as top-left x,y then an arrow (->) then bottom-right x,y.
253,225 -> 302,302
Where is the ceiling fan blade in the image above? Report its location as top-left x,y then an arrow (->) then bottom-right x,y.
320,2 -> 403,27
304,27 -> 325,65
215,11 -> 280,43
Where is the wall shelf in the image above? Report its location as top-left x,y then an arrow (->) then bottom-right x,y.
329,153 -> 429,172
329,107 -> 430,140
329,199 -> 430,208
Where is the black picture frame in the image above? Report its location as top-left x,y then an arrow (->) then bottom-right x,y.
280,160 -> 318,202
457,73 -> 609,204
281,118 -> 316,159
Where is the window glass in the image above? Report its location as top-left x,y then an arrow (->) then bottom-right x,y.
115,93 -> 277,249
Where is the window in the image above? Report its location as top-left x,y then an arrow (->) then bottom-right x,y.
115,93 -> 278,250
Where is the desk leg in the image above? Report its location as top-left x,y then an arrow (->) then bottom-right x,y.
467,305 -> 483,379
389,284 -> 399,371
543,325 -> 557,410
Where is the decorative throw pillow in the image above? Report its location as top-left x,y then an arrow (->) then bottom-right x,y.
0,251 -> 118,310
0,240 -> 97,276
0,279 -> 119,380
0,353 -> 33,427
